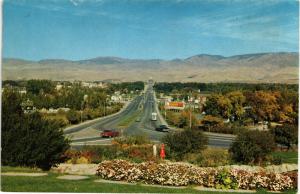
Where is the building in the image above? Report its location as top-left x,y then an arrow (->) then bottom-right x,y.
21,99 -> 36,114
18,87 -> 27,95
165,101 -> 185,111
111,94 -> 123,102
56,84 -> 63,91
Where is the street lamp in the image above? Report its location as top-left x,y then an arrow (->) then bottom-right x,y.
81,94 -> 88,123
188,92 -> 193,130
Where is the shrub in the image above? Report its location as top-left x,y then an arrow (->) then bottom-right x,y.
183,148 -> 230,167
81,145 -> 119,162
208,124 -> 247,135
43,116 -> 69,128
162,129 -> 208,160
271,124 -> 298,150
271,156 -> 283,165
199,148 -> 230,167
215,169 -> 238,190
79,143 -> 154,164
114,135 -> 150,145
66,110 -> 80,124
229,130 -> 276,165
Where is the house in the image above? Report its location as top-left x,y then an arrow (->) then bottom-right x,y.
159,96 -> 173,103
21,99 -> 36,114
18,87 -> 27,95
56,84 -> 63,91
111,94 -> 123,102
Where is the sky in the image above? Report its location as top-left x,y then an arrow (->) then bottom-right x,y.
3,0 -> 299,61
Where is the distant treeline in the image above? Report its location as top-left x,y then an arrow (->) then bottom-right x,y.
109,81 -> 144,93
154,82 -> 298,94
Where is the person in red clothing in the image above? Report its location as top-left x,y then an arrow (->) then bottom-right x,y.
160,144 -> 165,160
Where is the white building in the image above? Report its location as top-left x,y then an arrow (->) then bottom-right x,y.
111,95 -> 123,102
56,84 -> 63,91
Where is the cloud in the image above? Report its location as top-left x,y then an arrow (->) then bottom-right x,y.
70,0 -> 79,6
69,0 -> 105,6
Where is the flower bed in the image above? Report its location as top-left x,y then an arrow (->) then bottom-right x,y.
96,159 -> 296,191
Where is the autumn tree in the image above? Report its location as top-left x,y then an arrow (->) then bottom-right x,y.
205,94 -> 232,118
276,90 -> 298,124
226,91 -> 245,120
245,91 -> 280,122
201,115 -> 224,131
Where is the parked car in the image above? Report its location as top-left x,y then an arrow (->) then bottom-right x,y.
155,125 -> 169,132
101,129 -> 120,138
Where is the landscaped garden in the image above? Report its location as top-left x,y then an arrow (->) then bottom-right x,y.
1,166 -> 297,194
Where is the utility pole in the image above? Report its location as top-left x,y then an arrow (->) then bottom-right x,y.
81,101 -> 83,123
189,92 -> 192,130
189,105 -> 192,129
104,99 -> 106,116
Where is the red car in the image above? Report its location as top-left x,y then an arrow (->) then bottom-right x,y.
101,129 -> 119,138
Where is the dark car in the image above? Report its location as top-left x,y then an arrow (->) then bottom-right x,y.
101,129 -> 120,138
155,125 -> 169,132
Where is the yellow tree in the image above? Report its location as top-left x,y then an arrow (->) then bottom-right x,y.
246,91 -> 279,122
226,91 -> 246,120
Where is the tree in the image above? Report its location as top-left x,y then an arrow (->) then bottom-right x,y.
229,130 -> 276,164
162,129 -> 208,160
201,115 -> 224,132
226,91 -> 245,120
271,124 -> 298,150
2,90 -> 70,170
26,79 -> 54,95
245,91 -> 280,122
276,90 -> 298,124
205,94 -> 232,118
179,110 -> 198,129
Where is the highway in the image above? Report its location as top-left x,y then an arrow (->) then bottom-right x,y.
64,83 -> 235,148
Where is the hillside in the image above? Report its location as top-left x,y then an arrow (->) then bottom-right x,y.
2,52 -> 298,83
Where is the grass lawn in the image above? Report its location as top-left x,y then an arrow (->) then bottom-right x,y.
272,151 -> 298,164
1,166 -> 297,193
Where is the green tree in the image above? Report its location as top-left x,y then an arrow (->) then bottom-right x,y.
26,79 -> 54,95
162,129 -> 208,160
271,124 -> 298,150
2,90 -> 70,170
229,130 -> 276,164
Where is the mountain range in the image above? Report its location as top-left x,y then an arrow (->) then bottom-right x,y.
2,52 -> 299,83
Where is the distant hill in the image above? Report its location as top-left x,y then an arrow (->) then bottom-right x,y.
2,52 -> 299,83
